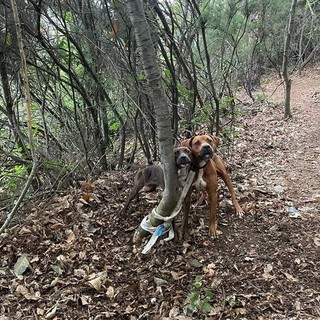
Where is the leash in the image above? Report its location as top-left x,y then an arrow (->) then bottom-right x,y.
141,170 -> 196,254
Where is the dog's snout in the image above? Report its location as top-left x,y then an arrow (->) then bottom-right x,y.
176,151 -> 191,168
203,144 -> 211,151
178,153 -> 191,164
199,142 -> 213,160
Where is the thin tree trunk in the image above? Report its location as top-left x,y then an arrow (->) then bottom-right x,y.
0,51 -> 27,153
0,0 -> 37,234
298,3 -> 307,76
127,0 -> 180,242
282,0 -> 297,118
190,0 -> 220,135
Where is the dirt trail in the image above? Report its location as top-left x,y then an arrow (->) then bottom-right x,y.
261,68 -> 320,207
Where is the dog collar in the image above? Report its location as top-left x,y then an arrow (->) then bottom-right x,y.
190,160 -> 209,172
198,162 -> 209,169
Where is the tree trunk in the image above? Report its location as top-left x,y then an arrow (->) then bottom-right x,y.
127,0 -> 180,241
297,2 -> 307,76
0,0 -> 37,234
0,51 -> 27,153
282,0 -> 297,118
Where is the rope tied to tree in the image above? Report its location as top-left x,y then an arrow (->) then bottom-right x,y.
141,170 -> 196,254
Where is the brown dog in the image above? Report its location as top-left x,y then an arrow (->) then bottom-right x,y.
121,146 -> 192,214
180,134 -> 243,238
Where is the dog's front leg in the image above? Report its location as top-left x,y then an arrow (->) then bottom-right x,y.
207,182 -> 220,238
181,189 -> 192,239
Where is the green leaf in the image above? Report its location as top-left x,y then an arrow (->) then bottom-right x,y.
30,103 -> 38,111
13,147 -> 23,154
188,291 -> 200,304
14,165 -> 24,175
193,275 -> 202,288
59,37 -> 67,49
163,69 -> 171,77
201,301 -> 212,313
186,303 -> 196,312
5,32 -> 12,46
204,290 -> 214,299
64,11 -> 72,23
110,121 -> 120,132
138,73 -> 146,81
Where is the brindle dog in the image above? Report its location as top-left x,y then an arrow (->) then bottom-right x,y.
121,146 -> 191,214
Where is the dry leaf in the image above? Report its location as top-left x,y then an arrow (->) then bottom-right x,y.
19,226 -> 32,234
125,305 -> 134,314
209,306 -> 223,316
44,304 -> 58,319
51,264 -> 63,275
232,307 -> 247,316
203,263 -> 215,277
14,254 -> 30,276
81,181 -> 94,192
53,195 -> 71,211
154,277 -> 168,286
106,286 -> 115,298
314,235 -> 320,247
211,277 -> 222,288
171,271 -> 186,280
263,263 -> 275,280
49,277 -> 59,287
15,285 -> 40,300
279,295 -> 284,304
15,285 -> 30,297
188,258 -> 202,268
284,272 -> 299,282
74,269 -> 87,278
82,193 -> 92,202
88,277 -> 102,291
314,194 -> 320,203
168,306 -> 180,318
171,271 -> 180,280
36,308 -> 45,315
66,230 -> 76,243
80,295 -> 91,305
49,222 -> 64,230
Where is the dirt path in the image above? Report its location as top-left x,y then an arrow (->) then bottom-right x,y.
264,68 -> 320,201
0,69 -> 319,319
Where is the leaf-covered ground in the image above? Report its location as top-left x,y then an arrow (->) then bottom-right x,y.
1,69 -> 320,319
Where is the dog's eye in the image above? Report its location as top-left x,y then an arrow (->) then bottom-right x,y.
193,140 -> 201,146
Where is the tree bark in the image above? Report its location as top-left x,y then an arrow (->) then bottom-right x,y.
282,0 -> 298,118
127,0 -> 180,241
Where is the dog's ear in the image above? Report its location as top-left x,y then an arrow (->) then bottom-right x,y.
188,136 -> 195,148
209,135 -> 219,150
180,138 -> 192,147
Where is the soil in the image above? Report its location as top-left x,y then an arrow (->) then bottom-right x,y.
0,68 -> 319,320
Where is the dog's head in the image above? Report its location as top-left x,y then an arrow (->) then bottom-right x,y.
174,146 -> 192,169
182,134 -> 219,161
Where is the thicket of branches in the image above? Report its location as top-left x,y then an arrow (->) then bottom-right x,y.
1,0 -> 320,206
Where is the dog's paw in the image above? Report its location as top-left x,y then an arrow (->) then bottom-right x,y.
236,209 -> 245,218
209,227 -> 222,238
